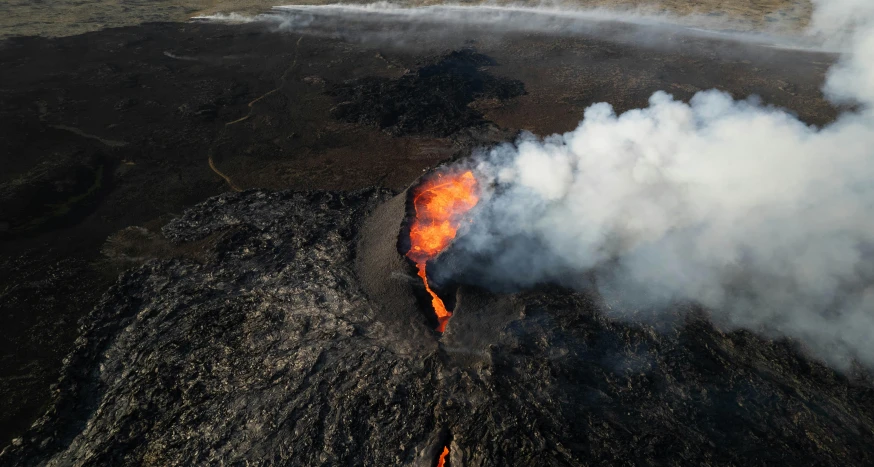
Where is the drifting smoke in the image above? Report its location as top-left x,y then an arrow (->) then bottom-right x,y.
435,0 -> 874,368
200,3 -> 838,53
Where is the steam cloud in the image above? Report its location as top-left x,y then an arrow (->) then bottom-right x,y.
439,0 -> 874,368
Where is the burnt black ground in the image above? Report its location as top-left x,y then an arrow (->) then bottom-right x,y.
329,49 -> 526,137
0,12 -> 853,455
1,187 -> 871,466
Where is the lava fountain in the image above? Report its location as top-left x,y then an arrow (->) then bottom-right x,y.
406,170 -> 479,332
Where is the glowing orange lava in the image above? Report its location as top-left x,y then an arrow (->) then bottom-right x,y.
437,446 -> 450,467
406,170 -> 479,332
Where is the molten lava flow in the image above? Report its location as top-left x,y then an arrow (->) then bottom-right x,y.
437,446 -> 450,467
406,170 -> 478,332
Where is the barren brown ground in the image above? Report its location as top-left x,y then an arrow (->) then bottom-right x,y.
1,0 -> 812,40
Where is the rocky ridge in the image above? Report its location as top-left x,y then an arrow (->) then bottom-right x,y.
2,187 -> 873,466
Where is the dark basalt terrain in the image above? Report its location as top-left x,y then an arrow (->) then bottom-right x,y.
2,186 -> 872,466
0,10 -> 860,459
329,49 -> 526,137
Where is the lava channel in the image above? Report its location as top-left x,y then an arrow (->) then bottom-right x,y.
437,445 -> 450,467
406,170 -> 479,332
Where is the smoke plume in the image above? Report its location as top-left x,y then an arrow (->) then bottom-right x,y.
437,0 -> 874,368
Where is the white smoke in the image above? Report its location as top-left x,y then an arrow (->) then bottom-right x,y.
201,3 -> 838,53
191,12 -> 263,23
440,0 -> 874,368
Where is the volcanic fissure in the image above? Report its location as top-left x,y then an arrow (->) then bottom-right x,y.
404,169 -> 479,332
437,445 -> 450,467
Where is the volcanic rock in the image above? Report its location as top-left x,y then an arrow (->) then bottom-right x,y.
0,151 -> 111,238
2,185 -> 873,466
328,49 -> 526,137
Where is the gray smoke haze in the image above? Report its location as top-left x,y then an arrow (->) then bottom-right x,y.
433,0 -> 874,369
198,3 -> 838,53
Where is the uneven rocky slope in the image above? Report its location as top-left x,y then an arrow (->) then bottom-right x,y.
3,187 -> 873,466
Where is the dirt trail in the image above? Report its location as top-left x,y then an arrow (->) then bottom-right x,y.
208,35 -> 304,192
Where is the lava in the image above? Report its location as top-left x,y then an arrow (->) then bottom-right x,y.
406,170 -> 479,332
437,446 -> 450,467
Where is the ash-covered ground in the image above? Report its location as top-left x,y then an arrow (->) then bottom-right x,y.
1,7 -> 870,464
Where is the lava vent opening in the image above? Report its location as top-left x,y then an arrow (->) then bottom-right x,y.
399,168 -> 479,333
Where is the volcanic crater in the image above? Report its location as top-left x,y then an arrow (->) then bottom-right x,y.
2,170 -> 873,466
2,7 -> 873,467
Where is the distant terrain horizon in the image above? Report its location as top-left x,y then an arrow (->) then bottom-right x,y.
1,0 -> 812,40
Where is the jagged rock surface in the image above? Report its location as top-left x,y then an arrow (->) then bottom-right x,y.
329,49 -> 526,137
2,189 -> 442,466
3,188 -> 874,466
